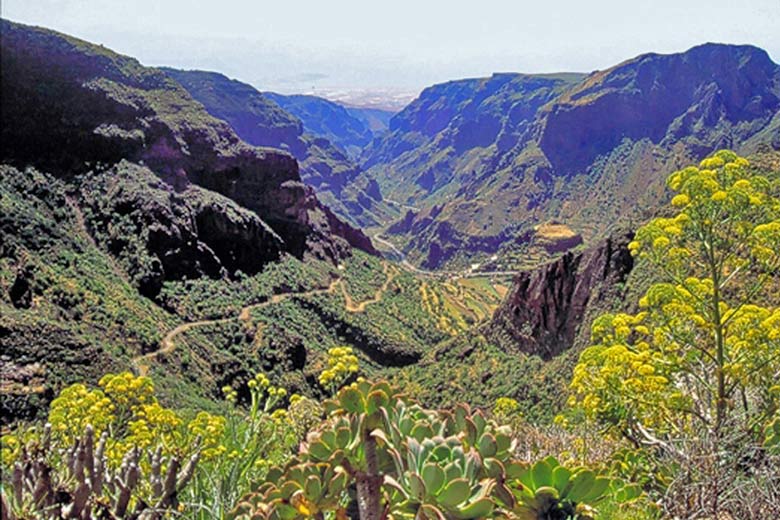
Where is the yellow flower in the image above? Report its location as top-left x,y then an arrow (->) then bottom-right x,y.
652,237 -> 670,249
671,194 -> 690,207
711,191 -> 727,202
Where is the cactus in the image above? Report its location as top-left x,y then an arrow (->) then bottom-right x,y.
1,424 -> 199,519
228,380 -> 638,520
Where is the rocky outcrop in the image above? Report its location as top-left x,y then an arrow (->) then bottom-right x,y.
78,162 -> 287,296
0,20 -> 374,294
487,234 -> 634,359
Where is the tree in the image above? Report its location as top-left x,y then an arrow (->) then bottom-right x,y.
569,150 -> 780,513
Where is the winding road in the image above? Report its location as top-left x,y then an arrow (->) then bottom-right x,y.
133,264 -> 395,376
341,262 -> 397,312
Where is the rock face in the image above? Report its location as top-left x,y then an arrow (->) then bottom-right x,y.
163,68 -> 392,228
362,45 -> 780,269
0,20 -> 374,294
487,234 -> 634,359
538,44 -> 780,176
78,162 -> 288,297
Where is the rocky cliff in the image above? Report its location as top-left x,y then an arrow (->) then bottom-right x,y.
487,234 -> 634,359
1,20 -> 374,295
362,44 -> 780,269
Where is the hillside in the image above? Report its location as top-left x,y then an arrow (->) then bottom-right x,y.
264,92 -> 391,158
164,69 -> 395,228
363,45 -> 780,269
0,19 -> 378,418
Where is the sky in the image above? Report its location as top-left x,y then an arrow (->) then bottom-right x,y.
3,0 -> 779,109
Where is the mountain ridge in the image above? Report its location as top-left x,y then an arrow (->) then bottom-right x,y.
361,43 -> 780,269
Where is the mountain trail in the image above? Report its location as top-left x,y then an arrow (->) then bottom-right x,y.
133,277 -> 341,376
341,261 -> 396,312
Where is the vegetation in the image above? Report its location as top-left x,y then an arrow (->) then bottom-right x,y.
4,15 -> 780,517
568,151 -> 780,517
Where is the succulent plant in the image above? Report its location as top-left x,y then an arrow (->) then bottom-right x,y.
229,380 -> 637,520
383,435 -> 496,519
230,462 -> 349,520
503,456 -> 642,520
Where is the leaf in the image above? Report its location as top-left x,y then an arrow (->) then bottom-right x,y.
531,460 -> 552,489
370,428 -> 391,447
565,470 -> 596,503
483,458 -> 505,479
505,461 -> 528,481
454,497 -> 495,519
409,473 -> 426,500
308,441 -> 331,462
304,475 -> 322,502
366,389 -> 390,416
383,475 -> 408,497
335,427 -> 351,449
422,463 -> 446,495
438,478 -> 470,507
551,465 -> 572,493
338,387 -> 364,414
494,482 -> 515,509
420,504 -> 447,520
477,433 -> 497,458
581,476 -> 611,503
274,503 -> 299,520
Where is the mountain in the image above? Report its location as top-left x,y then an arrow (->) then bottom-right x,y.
264,92 -> 391,158
163,69 -> 393,228
363,45 -> 780,269
0,19 -> 380,417
345,107 -> 394,136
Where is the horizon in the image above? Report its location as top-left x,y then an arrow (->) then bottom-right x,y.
2,0 -> 779,110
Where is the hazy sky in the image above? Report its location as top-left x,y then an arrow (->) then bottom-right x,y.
3,0 -> 779,105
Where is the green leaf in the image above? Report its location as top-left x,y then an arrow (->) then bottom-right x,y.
335,427 -> 351,449
411,423 -> 434,442
565,470 -> 596,503
494,481 -> 515,509
366,389 -> 390,416
551,465 -> 572,493
531,460 -> 553,489
505,461 -> 528,481
274,503 -> 299,520
438,478 -> 470,507
338,387 -> 364,414
483,458 -> 505,479
477,433 -> 497,458
422,463 -> 446,495
304,475 -> 322,502
420,504 -> 448,520
454,497 -> 495,519
614,483 -> 643,503
581,476 -> 611,503
409,473 -> 426,500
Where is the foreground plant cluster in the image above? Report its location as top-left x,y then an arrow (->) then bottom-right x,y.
2,152 -> 779,519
